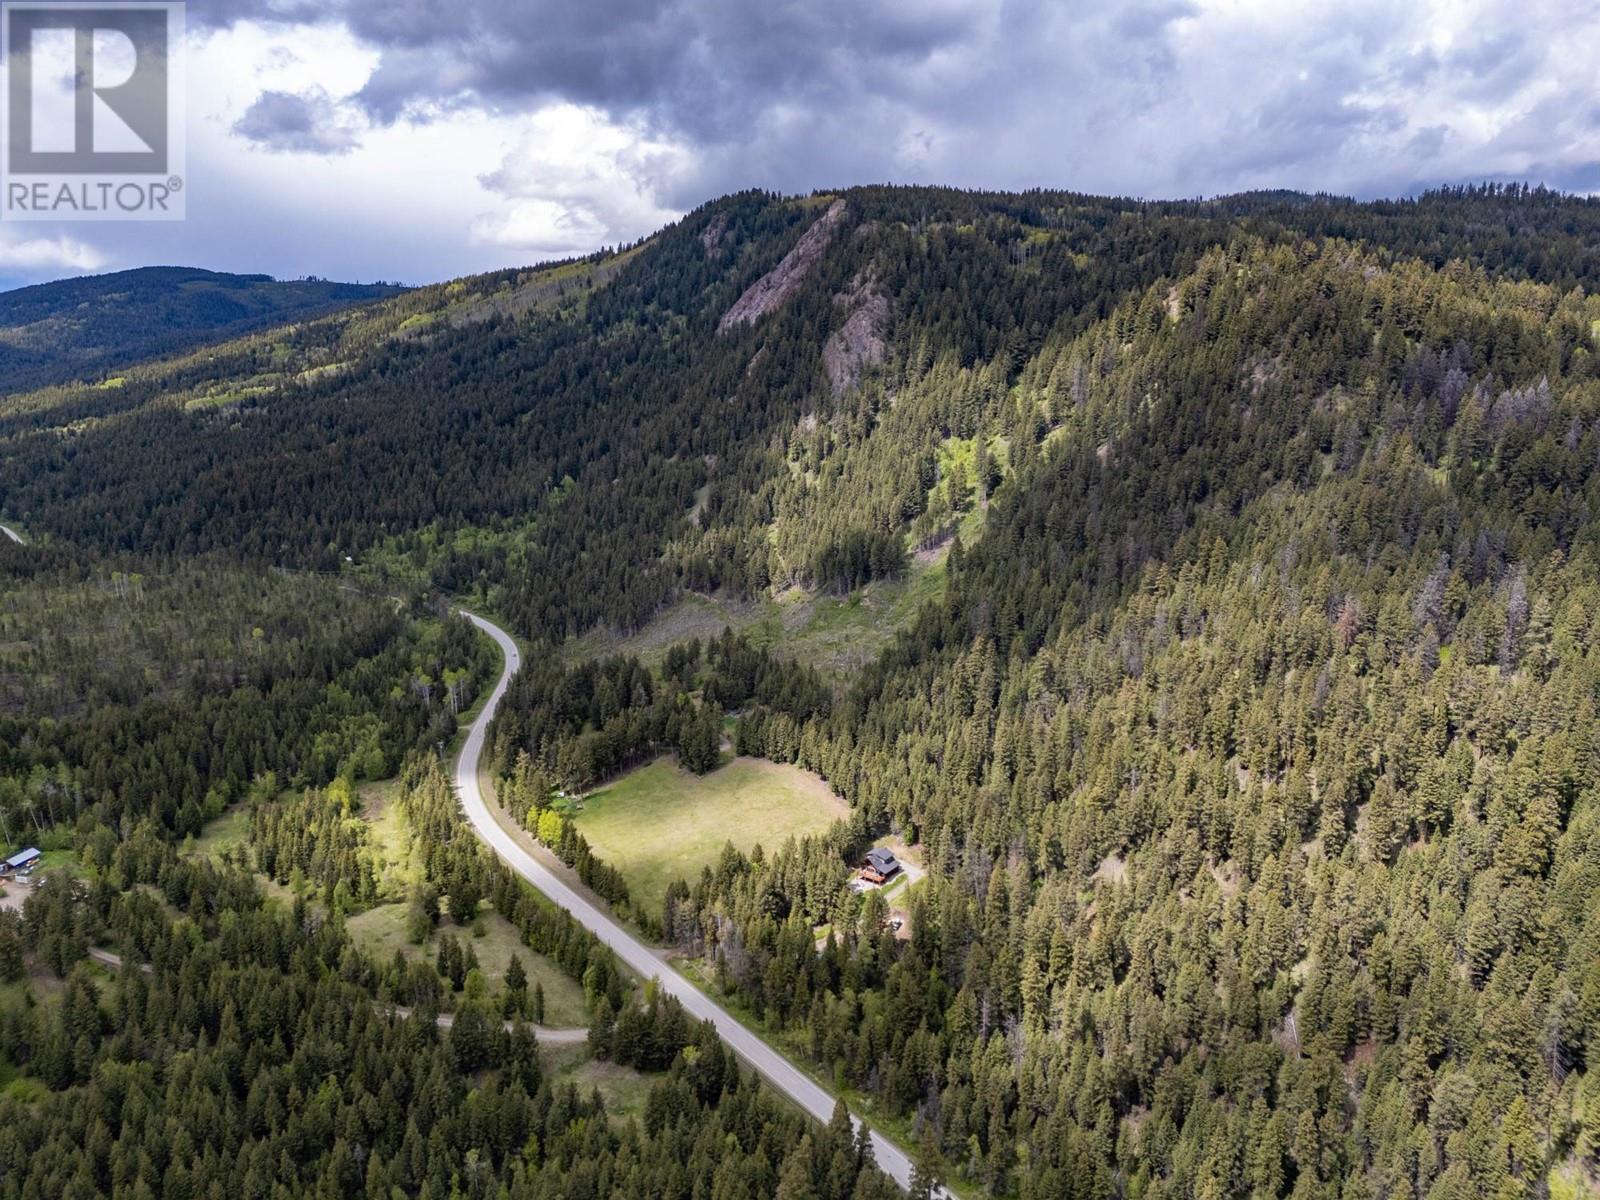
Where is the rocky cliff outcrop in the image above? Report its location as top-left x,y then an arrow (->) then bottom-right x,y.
718,199 -> 846,332
822,270 -> 889,395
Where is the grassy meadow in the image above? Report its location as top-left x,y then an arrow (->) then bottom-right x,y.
569,756 -> 848,919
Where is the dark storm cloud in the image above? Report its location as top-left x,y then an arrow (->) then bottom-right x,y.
195,0 -> 1600,205
201,0 -> 990,135
233,88 -> 364,153
348,0 -> 989,140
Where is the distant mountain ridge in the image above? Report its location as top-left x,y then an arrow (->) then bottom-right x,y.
0,265 -> 405,393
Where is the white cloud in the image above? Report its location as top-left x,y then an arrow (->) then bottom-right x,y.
0,232 -> 107,275
471,104 -> 689,254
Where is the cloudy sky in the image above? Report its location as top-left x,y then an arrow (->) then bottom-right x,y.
3,0 -> 1600,289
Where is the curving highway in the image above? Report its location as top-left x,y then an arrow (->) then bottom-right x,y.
0,523 -> 23,545
452,610 -> 941,1196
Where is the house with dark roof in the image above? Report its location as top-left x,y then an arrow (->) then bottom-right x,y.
859,846 -> 900,885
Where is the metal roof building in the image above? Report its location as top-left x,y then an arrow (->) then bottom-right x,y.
2,847 -> 41,872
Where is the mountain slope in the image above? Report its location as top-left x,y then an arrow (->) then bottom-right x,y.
12,185 -> 1600,638
0,265 -> 404,393
8,184 -> 1600,1194
481,230 -> 1600,1197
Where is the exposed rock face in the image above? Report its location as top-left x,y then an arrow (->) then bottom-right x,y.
822,271 -> 889,396
718,199 -> 846,332
701,212 -> 729,257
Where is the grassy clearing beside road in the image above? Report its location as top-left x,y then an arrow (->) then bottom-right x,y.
189,777 -> 592,1026
570,755 -> 848,921
344,905 -> 589,1026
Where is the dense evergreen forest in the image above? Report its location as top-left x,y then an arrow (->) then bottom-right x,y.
676,239 -> 1600,1197
0,765 -> 895,1199
0,561 -> 898,1196
0,549 -> 494,841
8,181 -> 1600,1196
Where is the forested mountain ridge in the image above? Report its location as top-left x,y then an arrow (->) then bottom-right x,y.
10,184 -> 1600,637
0,266 -> 405,395
8,183 -> 1600,1196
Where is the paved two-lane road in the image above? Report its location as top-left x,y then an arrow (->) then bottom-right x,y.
453,611 -> 941,1196
0,523 -> 23,545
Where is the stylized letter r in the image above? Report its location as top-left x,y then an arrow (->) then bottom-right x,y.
7,6 -> 168,173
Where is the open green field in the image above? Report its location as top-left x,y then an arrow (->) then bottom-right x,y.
565,1057 -> 657,1124
187,805 -> 293,906
345,905 -> 589,1026
562,556 -> 948,677
190,807 -> 249,863
571,756 -> 849,919
358,778 -> 421,900
35,849 -> 76,874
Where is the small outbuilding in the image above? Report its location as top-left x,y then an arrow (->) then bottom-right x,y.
859,847 -> 900,885
2,847 -> 41,874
